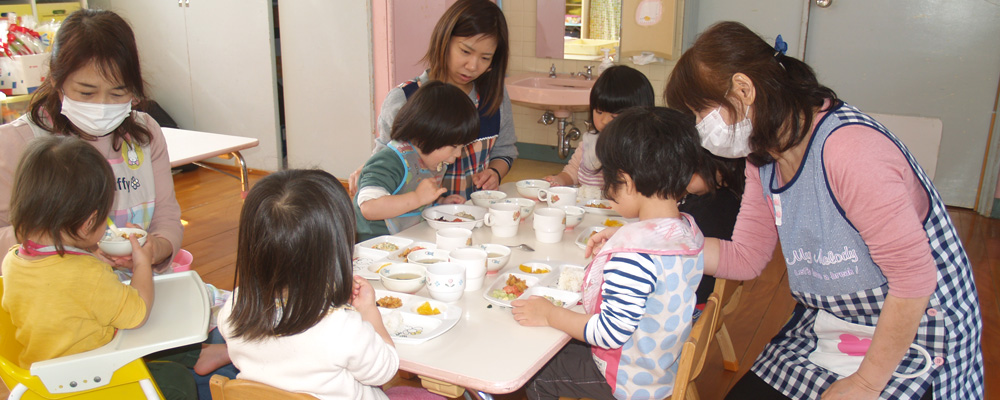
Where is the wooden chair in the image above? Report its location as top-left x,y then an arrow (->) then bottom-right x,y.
210,375 -> 318,399
559,293 -> 721,400
712,279 -> 744,372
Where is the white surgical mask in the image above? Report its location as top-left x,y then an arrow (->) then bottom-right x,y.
695,105 -> 752,158
60,96 -> 133,137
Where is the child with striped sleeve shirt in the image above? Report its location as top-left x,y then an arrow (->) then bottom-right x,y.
512,107 -> 705,400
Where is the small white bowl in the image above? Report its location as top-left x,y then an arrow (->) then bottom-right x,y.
422,205 -> 487,230
501,198 -> 536,221
378,263 -> 427,294
515,179 -> 551,199
553,205 -> 586,230
407,249 -> 451,265
98,227 -> 147,256
470,190 -> 507,208
476,243 -> 511,273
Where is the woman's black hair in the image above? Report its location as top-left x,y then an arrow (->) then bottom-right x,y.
390,80 -> 479,152
228,169 -> 356,341
589,65 -> 655,125
597,107 -> 702,202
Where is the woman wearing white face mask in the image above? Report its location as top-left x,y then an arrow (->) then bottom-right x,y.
0,9 -> 182,276
591,21 -> 983,400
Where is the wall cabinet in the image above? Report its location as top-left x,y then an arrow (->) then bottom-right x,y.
87,0 -> 282,171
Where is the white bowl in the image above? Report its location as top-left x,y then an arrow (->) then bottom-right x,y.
407,249 -> 451,265
426,262 -> 466,302
501,198 -> 536,221
421,204 -> 488,230
515,179 -> 551,199
470,190 -> 507,208
98,227 -> 147,256
553,205 -> 586,230
378,263 -> 427,294
476,243 -> 511,273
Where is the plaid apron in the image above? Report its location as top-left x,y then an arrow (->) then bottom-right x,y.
752,101 -> 983,399
400,80 -> 501,199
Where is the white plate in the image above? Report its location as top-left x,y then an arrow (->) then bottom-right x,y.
482,273 -> 541,307
375,289 -> 462,344
575,226 -> 606,250
521,286 -> 581,308
421,204 -> 488,230
353,247 -> 387,280
387,242 -> 436,262
357,235 -> 414,254
576,199 -> 620,216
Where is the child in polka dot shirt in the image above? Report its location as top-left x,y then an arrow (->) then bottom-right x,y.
512,107 -> 705,400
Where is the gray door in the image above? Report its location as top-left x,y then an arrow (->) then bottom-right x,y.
804,0 -> 1000,208
686,0 -> 1000,208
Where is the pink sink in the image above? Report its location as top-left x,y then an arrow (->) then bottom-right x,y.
505,72 -> 595,115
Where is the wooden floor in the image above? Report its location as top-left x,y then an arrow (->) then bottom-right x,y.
174,161 -> 998,400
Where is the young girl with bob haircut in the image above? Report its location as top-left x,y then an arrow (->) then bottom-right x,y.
2,136 -> 197,399
664,21 -> 981,399
352,0 -> 516,198
543,65 -> 654,200
514,107 -> 706,400
0,9 -> 183,275
354,81 -> 479,241
218,169 -> 399,399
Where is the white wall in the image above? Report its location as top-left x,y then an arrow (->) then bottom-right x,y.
280,0 -> 375,178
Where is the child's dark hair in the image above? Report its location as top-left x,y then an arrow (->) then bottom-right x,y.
228,169 -> 356,341
390,81 -> 479,152
10,136 -> 115,256
425,0 -> 509,115
597,107 -> 702,201
589,65 -> 655,125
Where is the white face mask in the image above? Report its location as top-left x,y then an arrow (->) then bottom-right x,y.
695,105 -> 752,158
60,96 -> 133,137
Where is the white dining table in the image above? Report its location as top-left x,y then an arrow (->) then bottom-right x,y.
161,127 -> 259,197
372,183 -> 619,398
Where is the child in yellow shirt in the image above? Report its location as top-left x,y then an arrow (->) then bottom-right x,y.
1,136 -> 196,399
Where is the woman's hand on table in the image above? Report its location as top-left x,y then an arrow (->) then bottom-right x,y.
584,227 -> 620,258
820,374 -> 881,400
439,194 -> 466,205
472,169 -> 500,191
511,296 -> 558,327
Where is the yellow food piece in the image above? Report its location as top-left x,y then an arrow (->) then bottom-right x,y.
518,264 -> 550,274
375,263 -> 392,273
603,219 -> 624,227
416,301 -> 441,315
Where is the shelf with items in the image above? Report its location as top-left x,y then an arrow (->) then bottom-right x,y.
1,93 -> 32,123
0,1 -> 81,24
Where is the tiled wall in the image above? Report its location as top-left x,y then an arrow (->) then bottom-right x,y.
502,0 -> 677,148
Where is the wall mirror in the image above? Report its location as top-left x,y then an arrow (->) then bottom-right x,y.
537,0 -> 682,62
537,0 -> 621,61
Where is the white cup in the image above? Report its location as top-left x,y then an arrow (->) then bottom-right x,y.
449,247 -> 488,291
484,203 -> 521,226
489,223 -> 519,237
436,228 -> 473,250
533,207 -> 566,231
537,187 -> 578,207
534,226 -> 565,243
426,262 -> 466,302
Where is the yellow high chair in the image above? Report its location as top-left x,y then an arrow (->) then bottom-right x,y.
0,271 -> 211,399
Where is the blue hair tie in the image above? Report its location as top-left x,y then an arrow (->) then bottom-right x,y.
773,34 -> 788,56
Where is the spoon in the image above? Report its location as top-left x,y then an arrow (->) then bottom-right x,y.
513,244 -> 535,252
106,217 -> 123,237
436,212 -> 473,222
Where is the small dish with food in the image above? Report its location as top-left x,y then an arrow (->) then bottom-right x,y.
475,243 -> 511,273
406,249 -> 451,266
421,204 -> 487,230
575,226 -> 607,250
470,190 -> 507,208
483,273 -> 540,307
515,179 -> 551,199
98,227 -> 147,257
378,263 -> 427,294
357,235 -> 414,254
517,261 -> 553,275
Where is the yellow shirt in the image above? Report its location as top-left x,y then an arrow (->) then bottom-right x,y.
1,246 -> 147,368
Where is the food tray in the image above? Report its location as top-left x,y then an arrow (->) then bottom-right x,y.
483,262 -> 584,307
387,241 -> 436,262
352,235 -> 424,280
353,247 -> 388,280
375,289 -> 462,344
576,199 -> 620,216
575,226 -> 606,250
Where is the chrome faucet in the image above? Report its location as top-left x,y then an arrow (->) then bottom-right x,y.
579,65 -> 594,80
549,64 -> 557,78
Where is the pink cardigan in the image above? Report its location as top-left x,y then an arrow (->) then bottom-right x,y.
0,113 -> 183,271
719,115 -> 937,299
